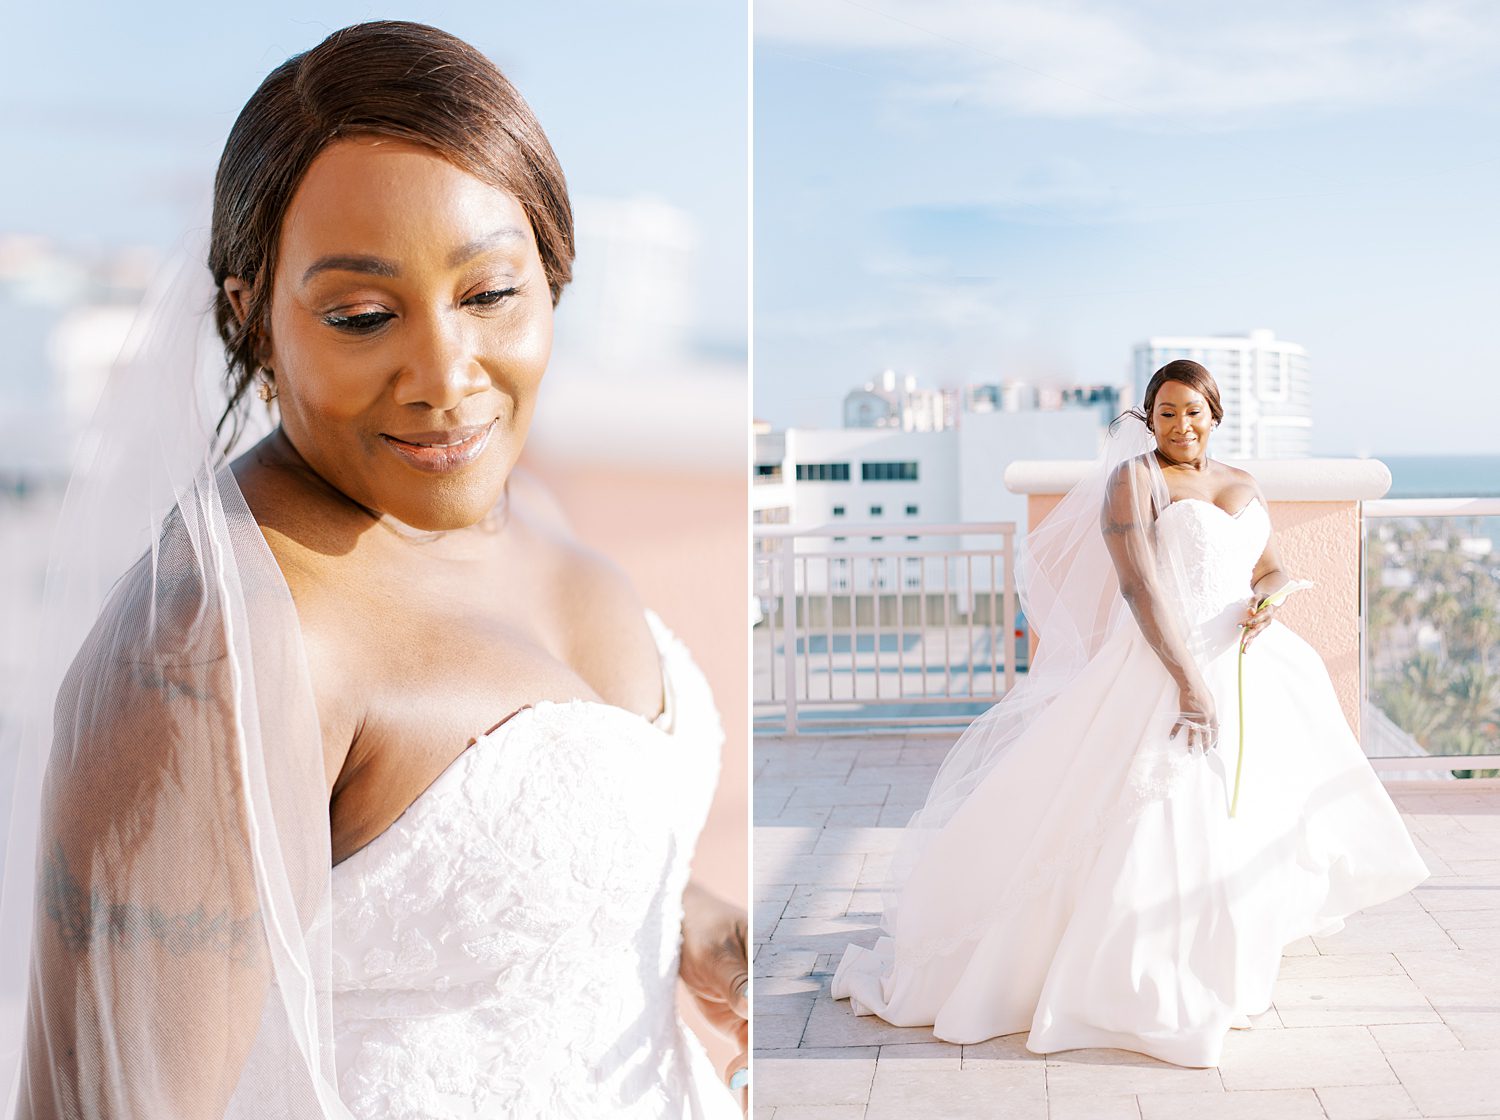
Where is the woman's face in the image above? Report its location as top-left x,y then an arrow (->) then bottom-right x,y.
235,136 -> 554,532
1150,380 -> 1215,463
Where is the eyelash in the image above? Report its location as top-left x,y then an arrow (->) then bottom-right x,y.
322,288 -> 520,335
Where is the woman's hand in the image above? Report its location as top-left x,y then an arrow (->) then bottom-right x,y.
679,881 -> 748,1111
1239,594 -> 1277,652
1171,677 -> 1219,753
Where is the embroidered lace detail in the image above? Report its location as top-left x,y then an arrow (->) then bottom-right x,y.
1156,497 -> 1269,630
1126,739 -> 1202,803
327,612 -> 736,1119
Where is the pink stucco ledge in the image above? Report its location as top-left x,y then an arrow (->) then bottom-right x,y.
1004,457 -> 1393,738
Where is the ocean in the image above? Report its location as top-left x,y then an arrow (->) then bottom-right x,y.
1376,455 -> 1500,499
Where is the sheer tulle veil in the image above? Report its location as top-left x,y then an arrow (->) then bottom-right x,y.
880,412 -> 1208,935
0,229 -> 350,1116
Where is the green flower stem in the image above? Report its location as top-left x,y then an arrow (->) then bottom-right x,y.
1232,627 -> 1249,817
1231,578 -> 1314,819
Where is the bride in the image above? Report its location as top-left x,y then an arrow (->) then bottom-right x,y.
2,21 -> 744,1119
831,359 -> 1429,1068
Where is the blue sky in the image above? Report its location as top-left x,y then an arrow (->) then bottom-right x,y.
0,0 -> 747,354
755,0 -> 1500,455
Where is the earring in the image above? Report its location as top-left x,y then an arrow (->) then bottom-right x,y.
256,370 -> 277,403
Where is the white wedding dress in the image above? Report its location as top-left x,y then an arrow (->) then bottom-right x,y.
831,496 -> 1429,1067
328,612 -> 740,1118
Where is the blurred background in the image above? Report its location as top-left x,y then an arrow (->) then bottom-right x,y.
0,0 -> 747,1067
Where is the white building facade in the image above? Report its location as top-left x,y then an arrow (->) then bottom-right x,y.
753,410 -> 1103,595
1133,329 -> 1311,458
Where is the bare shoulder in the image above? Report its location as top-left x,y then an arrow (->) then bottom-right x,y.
1104,453 -> 1152,501
1108,453 -> 1152,483
1216,462 -> 1266,505
509,476 -> 663,719
1102,453 -> 1155,526
508,465 -> 629,607
1220,462 -> 1260,488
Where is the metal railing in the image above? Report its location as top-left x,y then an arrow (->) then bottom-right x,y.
753,522 -> 1018,733
755,498 -> 1500,779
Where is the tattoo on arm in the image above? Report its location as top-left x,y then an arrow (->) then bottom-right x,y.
42,842 -> 262,965
130,663 -> 218,705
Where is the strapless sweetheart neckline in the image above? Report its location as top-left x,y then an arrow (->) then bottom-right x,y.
1164,495 -> 1262,520
443,698 -> 675,797
338,695 -> 679,870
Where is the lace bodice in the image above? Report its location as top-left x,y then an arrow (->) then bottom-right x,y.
326,612 -> 736,1119
1121,495 -> 1272,803
1155,497 -> 1270,637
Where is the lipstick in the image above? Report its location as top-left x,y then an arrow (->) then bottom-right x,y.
380,420 -> 495,474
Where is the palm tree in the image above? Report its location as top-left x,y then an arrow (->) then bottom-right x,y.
1454,602 -> 1499,670
1424,588 -> 1464,660
1446,663 -> 1500,734
1375,654 -> 1453,744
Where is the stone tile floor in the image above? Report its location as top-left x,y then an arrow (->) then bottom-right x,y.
752,734 -> 1500,1120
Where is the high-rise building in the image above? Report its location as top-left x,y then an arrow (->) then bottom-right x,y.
1133,329 -> 1311,458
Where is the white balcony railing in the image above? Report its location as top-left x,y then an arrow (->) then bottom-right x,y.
752,522 -> 1018,733
755,498 -> 1500,780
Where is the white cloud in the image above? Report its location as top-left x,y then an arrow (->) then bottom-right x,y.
757,0 -> 1500,123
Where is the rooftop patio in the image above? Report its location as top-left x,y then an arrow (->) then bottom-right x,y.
752,734 -> 1500,1120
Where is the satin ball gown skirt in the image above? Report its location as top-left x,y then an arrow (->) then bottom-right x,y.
831,596 -> 1429,1068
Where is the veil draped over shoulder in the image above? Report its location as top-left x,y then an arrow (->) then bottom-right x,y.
0,232 -> 350,1117
880,413 -> 1210,935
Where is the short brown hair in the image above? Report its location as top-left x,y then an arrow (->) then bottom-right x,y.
208,20 -> 574,447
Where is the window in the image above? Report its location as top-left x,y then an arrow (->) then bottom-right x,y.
905,504 -> 919,516
795,462 -> 850,482
869,505 -> 883,517
832,505 -> 845,516
754,463 -> 781,479
861,461 -> 919,482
